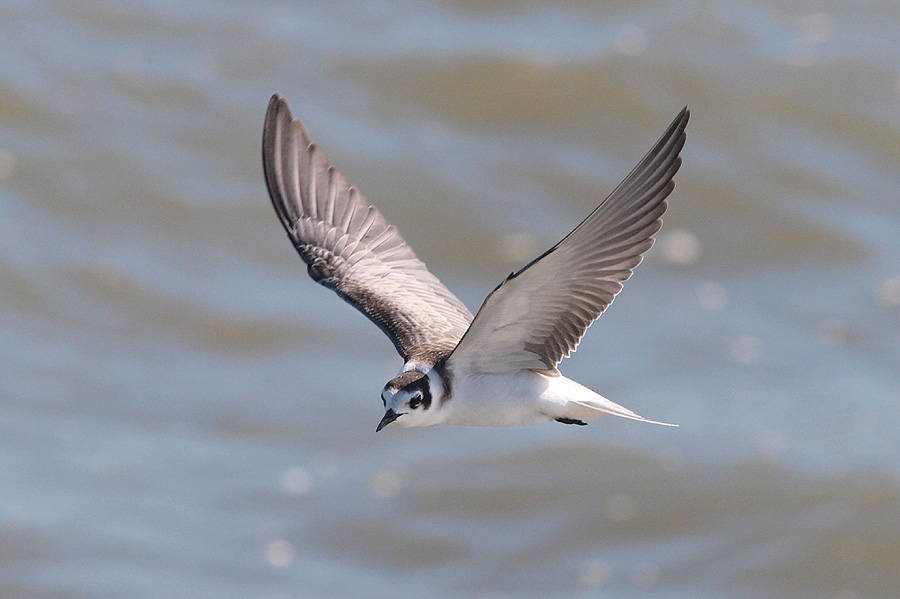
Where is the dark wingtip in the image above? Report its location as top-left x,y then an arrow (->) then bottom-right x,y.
676,106 -> 690,131
266,93 -> 291,122
263,93 -> 287,145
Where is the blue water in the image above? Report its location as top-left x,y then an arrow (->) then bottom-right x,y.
1,1 -> 899,597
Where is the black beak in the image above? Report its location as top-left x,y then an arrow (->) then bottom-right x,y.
376,408 -> 401,432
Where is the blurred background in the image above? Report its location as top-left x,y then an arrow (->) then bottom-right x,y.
2,1 -> 899,597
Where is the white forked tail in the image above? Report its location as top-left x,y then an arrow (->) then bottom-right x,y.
547,375 -> 678,427
570,396 -> 678,427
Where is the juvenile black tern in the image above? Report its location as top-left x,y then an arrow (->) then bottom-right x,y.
262,94 -> 688,431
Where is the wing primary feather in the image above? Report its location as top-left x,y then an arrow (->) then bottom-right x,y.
306,142 -> 319,220
323,167 -> 337,223
337,186 -> 356,232
289,126 -> 304,218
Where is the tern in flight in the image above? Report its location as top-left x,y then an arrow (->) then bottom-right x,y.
262,94 -> 688,432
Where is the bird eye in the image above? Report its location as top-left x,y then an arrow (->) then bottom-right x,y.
409,395 -> 422,410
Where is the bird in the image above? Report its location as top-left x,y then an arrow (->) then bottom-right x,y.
262,94 -> 688,432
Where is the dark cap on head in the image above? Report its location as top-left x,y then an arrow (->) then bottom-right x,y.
385,370 -> 427,393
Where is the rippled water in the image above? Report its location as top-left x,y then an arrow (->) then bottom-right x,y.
2,1 -> 900,597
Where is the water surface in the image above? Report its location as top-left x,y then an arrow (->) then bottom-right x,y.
1,1 -> 899,597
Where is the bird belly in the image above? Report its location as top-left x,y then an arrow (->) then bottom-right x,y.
437,371 -> 561,427
435,371 -> 644,428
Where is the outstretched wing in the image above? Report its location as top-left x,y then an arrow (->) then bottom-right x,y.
262,94 -> 473,364
447,108 -> 689,375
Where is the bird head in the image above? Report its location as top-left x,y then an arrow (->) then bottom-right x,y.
377,369 -> 442,431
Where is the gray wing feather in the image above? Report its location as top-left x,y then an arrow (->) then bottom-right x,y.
262,94 -> 473,363
448,108 -> 689,375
